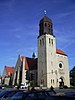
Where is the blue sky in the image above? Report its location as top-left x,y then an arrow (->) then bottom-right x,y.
0,0 -> 75,74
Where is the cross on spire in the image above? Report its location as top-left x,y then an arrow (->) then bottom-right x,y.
44,10 -> 46,15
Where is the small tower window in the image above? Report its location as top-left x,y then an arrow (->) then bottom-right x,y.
45,23 -> 47,27
49,38 -> 50,44
51,79 -> 52,83
53,79 -> 54,83
57,79 -> 58,82
40,40 -> 41,45
42,38 -> 44,45
51,39 -> 53,45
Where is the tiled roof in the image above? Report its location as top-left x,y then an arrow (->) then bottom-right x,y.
19,49 -> 67,71
5,66 -> 14,76
25,57 -> 37,70
20,55 -> 37,70
40,15 -> 52,23
56,49 -> 67,56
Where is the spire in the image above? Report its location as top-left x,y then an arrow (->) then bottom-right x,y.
32,52 -> 36,59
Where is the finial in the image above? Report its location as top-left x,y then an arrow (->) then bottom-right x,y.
32,52 -> 36,59
44,10 -> 46,16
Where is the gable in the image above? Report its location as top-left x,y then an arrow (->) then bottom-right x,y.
5,66 -> 14,76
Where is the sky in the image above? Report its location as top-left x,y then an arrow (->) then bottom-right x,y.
0,0 -> 75,74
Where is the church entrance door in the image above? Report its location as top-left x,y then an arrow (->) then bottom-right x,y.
59,77 -> 64,88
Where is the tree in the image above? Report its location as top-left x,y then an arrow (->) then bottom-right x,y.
70,66 -> 75,86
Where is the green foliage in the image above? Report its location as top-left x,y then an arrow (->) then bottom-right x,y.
70,66 -> 75,86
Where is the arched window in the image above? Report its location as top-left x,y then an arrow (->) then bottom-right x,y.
51,39 -> 53,45
40,39 -> 41,45
49,38 -> 50,44
51,79 -> 52,83
45,23 -> 47,27
53,79 -> 54,83
42,38 -> 44,45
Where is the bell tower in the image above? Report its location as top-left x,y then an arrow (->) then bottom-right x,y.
39,15 -> 53,36
38,14 -> 57,87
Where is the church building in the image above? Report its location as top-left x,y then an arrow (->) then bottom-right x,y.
12,15 -> 70,88
38,15 -> 70,88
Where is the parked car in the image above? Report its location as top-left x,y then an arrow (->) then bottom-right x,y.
65,91 -> 75,98
0,85 -> 5,89
46,89 -> 56,95
20,82 -> 28,89
52,95 -> 75,100
0,89 -> 23,100
10,91 -> 27,100
10,90 -> 52,100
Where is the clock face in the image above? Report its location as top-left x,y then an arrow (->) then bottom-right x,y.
59,63 -> 62,68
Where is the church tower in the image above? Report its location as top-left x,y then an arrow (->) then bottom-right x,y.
38,15 -> 57,87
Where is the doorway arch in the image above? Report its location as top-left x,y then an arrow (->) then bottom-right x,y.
59,77 -> 64,88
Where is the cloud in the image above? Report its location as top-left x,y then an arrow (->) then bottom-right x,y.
55,11 -> 75,21
62,40 -> 74,50
56,34 -> 75,50
54,27 -> 75,50
56,12 -> 71,20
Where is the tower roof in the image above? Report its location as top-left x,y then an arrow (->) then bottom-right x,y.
40,15 -> 52,23
39,15 -> 53,37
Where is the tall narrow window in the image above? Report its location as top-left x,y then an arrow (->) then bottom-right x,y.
57,79 -> 58,82
40,40 -> 41,45
45,23 -> 47,27
42,38 -> 44,45
51,79 -> 52,83
53,79 -> 54,83
49,38 -> 50,44
51,39 -> 53,45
